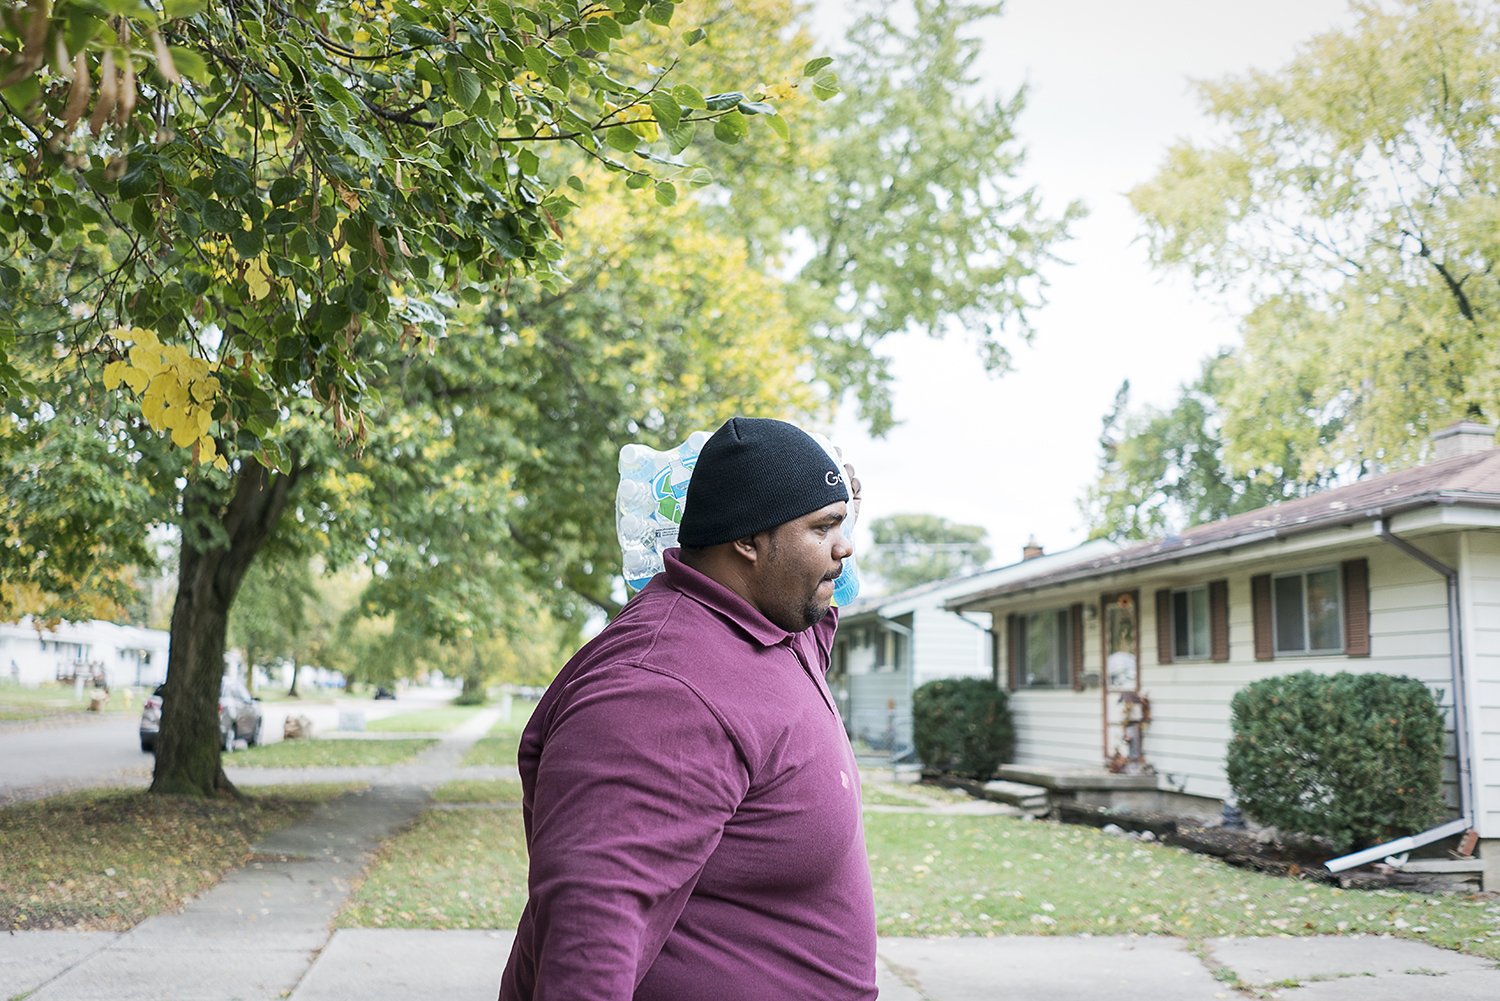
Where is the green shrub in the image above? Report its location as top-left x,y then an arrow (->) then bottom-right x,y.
912,678 -> 1013,781
1225,671 -> 1447,852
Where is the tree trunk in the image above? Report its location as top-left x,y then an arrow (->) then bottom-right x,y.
150,456 -> 305,797
287,661 -> 301,698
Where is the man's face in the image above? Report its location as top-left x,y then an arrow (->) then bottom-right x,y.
746,500 -> 853,633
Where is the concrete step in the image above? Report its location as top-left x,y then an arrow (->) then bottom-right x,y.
1394,858 -> 1487,873
979,779 -> 1050,812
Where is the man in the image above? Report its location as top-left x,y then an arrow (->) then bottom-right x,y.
499,417 -> 876,1001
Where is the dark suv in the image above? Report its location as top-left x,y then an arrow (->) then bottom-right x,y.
139,678 -> 264,753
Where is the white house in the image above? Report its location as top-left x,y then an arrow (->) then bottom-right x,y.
831,539 -> 1118,758
947,422 -> 1500,889
0,617 -> 170,690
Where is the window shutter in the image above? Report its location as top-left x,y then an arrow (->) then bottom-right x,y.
1006,613 -> 1020,692
1251,574 -> 1273,661
1209,579 -> 1229,662
1070,603 -> 1085,690
1343,558 -> 1370,657
1154,588 -> 1173,664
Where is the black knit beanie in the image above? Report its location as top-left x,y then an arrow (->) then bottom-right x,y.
678,417 -> 849,547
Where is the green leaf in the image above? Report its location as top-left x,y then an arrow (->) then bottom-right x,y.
654,181 -> 677,207
451,67 -> 481,109
671,84 -> 706,110
605,125 -> 640,152
202,200 -> 242,234
645,2 -> 675,26
649,93 -> 681,133
625,172 -> 651,190
704,91 -> 745,111
566,175 -> 585,192
802,56 -> 834,77
667,119 -> 696,155
168,47 -> 209,83
269,176 -> 304,207
688,168 -> 713,188
163,0 -> 205,17
0,265 -> 17,289
231,227 -> 264,259
766,112 -> 790,142
441,109 -> 468,127
683,27 -> 706,46
736,100 -> 775,116
518,149 -> 540,176
712,110 -> 748,144
812,70 -> 840,101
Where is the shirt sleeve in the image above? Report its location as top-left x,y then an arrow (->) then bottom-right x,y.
522,664 -> 749,1001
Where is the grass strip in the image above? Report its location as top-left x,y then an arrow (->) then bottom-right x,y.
0,784 -> 361,931
366,706 -> 483,733
460,735 -> 520,767
433,779 -> 523,804
862,812 -> 1500,957
230,737 -> 437,768
488,699 -> 538,735
337,809 -> 529,930
0,685 -> 142,720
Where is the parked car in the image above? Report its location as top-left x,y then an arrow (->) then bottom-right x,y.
139,678 -> 264,753
373,687 -> 396,700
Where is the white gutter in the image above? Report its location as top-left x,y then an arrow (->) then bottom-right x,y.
1324,520 -> 1475,874
1325,817 -> 1473,873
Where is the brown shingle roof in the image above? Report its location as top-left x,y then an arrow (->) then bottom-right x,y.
947,449 -> 1500,609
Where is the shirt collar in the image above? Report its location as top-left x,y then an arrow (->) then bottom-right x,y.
661,548 -> 793,648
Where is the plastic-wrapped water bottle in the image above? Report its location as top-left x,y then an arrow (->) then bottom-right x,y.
616,428 -> 861,606
806,431 -> 861,608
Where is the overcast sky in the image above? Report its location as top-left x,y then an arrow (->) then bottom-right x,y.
809,0 -> 1354,570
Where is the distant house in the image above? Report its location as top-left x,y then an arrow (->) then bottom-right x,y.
831,539 -> 1117,758
946,422 -> 1500,887
0,618 -> 169,690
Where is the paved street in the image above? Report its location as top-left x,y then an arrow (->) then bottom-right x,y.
0,689 -> 461,804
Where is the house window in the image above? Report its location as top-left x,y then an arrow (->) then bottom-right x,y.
1272,568 -> 1342,654
1017,610 -> 1070,688
1171,586 -> 1211,660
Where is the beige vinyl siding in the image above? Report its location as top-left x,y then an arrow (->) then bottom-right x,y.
910,605 -> 991,688
1005,604 -> 1102,769
1461,531 -> 1500,838
1138,546 -> 1455,803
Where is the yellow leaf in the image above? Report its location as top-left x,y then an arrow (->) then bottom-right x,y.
103,360 -> 128,391
190,376 -> 220,403
195,407 -> 213,435
246,268 -> 271,300
129,345 -> 163,375
126,327 -> 160,349
213,455 -> 229,472
353,29 -> 370,42
170,421 -> 196,448
197,435 -> 217,461
123,367 -> 149,393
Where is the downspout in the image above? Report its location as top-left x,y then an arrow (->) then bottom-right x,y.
1325,519 -> 1475,873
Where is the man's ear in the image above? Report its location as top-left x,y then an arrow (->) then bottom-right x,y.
731,533 -> 761,565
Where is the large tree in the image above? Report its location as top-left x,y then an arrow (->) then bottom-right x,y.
0,0 -> 813,795
1129,0 -> 1500,481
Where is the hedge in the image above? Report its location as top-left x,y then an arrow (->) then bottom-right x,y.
1225,671 -> 1447,853
912,678 -> 1013,781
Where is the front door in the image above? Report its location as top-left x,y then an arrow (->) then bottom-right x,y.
1100,591 -> 1140,768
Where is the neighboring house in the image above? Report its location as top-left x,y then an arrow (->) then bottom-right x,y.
946,422 -> 1500,885
0,617 -> 170,690
832,539 -> 1118,757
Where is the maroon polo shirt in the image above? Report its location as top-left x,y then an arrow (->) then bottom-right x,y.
498,548 -> 876,1001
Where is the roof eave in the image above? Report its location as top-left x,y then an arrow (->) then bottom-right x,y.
944,492 -> 1500,611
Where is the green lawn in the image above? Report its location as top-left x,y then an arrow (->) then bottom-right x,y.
0,685 -> 145,721
433,779 -> 523,803
337,809 -> 529,930
0,783 -> 362,931
335,784 -> 1500,958
488,698 -> 538,735
863,813 -> 1500,958
460,734 -> 521,767
367,705 -> 484,733
229,738 -> 437,768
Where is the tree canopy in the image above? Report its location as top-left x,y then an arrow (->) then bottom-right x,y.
865,512 -> 990,592
1130,0 -> 1500,478
1091,0 -> 1500,540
